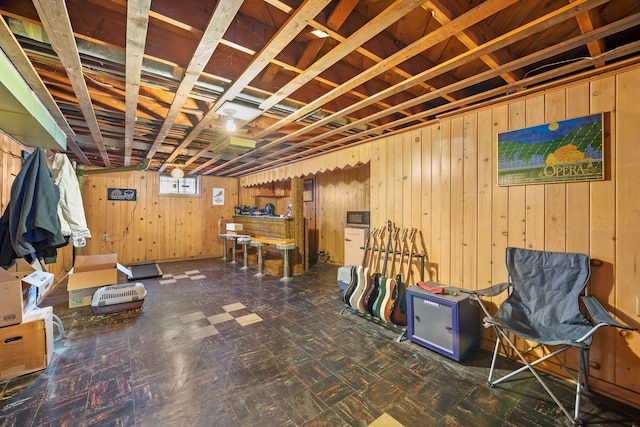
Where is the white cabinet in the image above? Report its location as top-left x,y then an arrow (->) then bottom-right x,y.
344,227 -> 367,266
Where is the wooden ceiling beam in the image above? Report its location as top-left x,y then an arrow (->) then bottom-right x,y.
170,0 -> 333,165
256,0 -> 519,139
259,0 -> 426,113
123,0 -> 151,166
145,0 -> 244,162
296,0 -> 359,69
570,0 -> 606,66
32,0 -> 111,166
424,0 -> 522,84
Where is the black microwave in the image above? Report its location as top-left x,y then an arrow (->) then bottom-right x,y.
346,211 -> 370,227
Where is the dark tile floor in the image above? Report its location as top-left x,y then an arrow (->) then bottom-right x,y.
1,258 -> 639,427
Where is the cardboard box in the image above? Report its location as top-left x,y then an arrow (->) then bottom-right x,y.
4,258 -> 39,279
226,223 -> 244,232
0,268 -> 23,327
67,254 -> 131,308
23,271 -> 55,312
0,306 -> 53,380
0,258 -> 54,327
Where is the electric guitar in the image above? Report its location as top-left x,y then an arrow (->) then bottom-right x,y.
364,222 -> 388,314
341,265 -> 357,305
342,229 -> 372,306
381,227 -> 407,322
372,221 -> 395,319
390,227 -> 416,326
349,227 -> 377,312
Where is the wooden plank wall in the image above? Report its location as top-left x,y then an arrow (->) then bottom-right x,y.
315,166 -> 370,264
368,65 -> 640,408
0,134 -> 72,282
80,170 -> 237,263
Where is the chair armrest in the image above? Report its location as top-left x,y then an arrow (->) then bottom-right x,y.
460,282 -> 511,298
581,296 -> 636,331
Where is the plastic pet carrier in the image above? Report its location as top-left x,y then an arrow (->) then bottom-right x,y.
91,282 -> 147,315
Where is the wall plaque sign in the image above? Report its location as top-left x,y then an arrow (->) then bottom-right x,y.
107,188 -> 137,201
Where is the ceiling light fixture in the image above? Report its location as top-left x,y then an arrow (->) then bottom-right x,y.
224,109 -> 237,132
170,167 -> 184,179
311,29 -> 330,39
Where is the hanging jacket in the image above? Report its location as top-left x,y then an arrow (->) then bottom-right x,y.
50,153 -> 91,246
0,148 -> 67,266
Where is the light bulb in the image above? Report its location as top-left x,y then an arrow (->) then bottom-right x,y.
171,168 -> 184,178
226,117 -> 237,132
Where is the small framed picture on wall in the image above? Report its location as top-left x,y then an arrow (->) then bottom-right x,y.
303,179 -> 314,202
213,188 -> 224,205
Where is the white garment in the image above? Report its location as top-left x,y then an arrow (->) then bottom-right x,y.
50,153 -> 91,246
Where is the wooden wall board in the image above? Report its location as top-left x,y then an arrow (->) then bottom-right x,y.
544,90 -> 568,253
450,116 -> 464,288
565,83 -> 591,255
614,67 -> 640,395
439,120 -> 452,284
462,113 -> 478,292
589,75 -> 618,385
476,109 -> 493,291
419,127 -> 432,281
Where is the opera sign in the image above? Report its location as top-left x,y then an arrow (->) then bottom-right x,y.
497,113 -> 605,186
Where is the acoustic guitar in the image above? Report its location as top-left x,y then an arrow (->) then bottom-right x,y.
390,227 -> 416,326
381,227 -> 407,323
372,222 -> 396,319
349,227 -> 377,312
364,221 -> 390,314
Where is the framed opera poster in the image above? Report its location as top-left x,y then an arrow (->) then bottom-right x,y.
497,113 -> 604,186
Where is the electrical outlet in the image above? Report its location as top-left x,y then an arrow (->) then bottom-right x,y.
102,234 -> 108,242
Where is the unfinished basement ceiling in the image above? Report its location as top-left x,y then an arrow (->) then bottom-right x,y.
0,0 -> 639,177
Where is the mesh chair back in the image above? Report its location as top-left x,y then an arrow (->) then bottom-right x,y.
494,247 -> 592,344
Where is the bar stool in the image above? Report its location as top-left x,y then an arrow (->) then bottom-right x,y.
275,242 -> 296,281
237,237 -> 252,270
218,234 -> 229,260
222,235 -> 240,263
250,240 -> 268,277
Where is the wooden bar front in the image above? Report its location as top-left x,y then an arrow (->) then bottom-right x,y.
232,216 -> 302,276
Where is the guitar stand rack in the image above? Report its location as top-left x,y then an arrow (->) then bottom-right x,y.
339,305 -> 407,343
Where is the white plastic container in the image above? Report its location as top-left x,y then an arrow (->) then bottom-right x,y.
91,282 -> 147,315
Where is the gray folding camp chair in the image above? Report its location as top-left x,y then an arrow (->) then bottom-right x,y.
465,247 -> 636,426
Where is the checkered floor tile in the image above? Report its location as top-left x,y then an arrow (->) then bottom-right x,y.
159,269 -> 205,284
180,301 -> 262,340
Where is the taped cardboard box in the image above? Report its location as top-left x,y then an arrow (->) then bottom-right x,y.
0,268 -> 23,327
0,306 -> 53,380
67,254 -> 132,308
0,259 -> 46,327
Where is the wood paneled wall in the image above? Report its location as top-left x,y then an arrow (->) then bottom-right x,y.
368,65 -> 640,407
315,166 -> 370,263
81,170 -> 237,263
